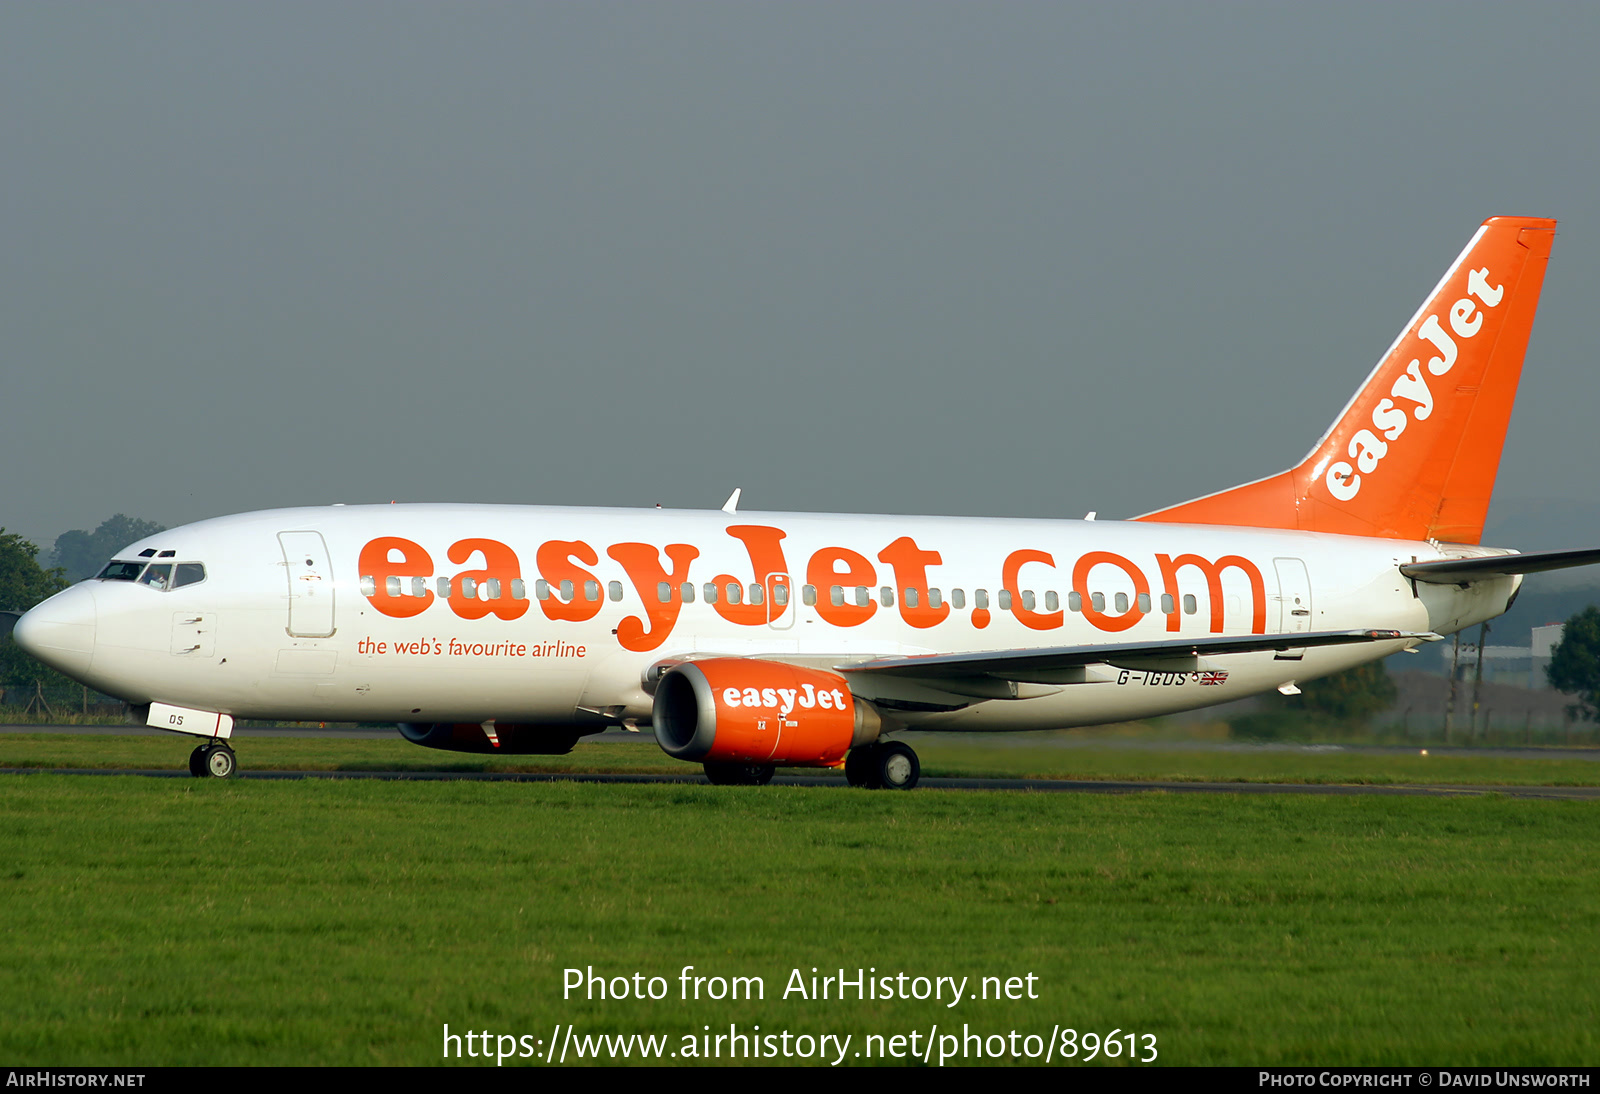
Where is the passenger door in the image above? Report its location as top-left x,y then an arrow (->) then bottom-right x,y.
1272,557 -> 1312,660
279,531 -> 336,637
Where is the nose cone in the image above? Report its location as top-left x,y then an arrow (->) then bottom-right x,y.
12,585 -> 97,679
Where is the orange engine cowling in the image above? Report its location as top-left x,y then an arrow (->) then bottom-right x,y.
652,659 -> 881,766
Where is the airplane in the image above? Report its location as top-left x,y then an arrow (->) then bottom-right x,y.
14,215 -> 1599,789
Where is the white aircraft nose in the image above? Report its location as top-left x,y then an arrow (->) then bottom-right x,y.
12,585 -> 97,678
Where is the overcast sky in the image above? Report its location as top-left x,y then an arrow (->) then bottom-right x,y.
5,3 -> 1600,553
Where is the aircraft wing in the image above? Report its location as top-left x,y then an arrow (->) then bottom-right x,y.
1400,547 -> 1600,584
839,629 -> 1431,685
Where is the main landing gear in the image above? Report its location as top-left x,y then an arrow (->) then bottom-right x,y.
844,741 -> 921,791
700,761 -> 774,786
700,742 -> 921,790
188,740 -> 237,779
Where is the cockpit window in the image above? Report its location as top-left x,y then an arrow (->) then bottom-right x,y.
98,560 -> 207,589
138,564 -> 173,590
97,561 -> 146,581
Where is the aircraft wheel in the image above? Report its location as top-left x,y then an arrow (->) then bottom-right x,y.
874,742 -> 920,791
201,742 -> 237,779
188,746 -> 208,778
844,747 -> 881,789
703,762 -> 774,786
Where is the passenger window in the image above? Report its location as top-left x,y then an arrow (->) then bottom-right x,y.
1068,591 -> 1082,612
584,580 -> 600,602
929,588 -> 942,608
773,583 -> 789,606
1045,591 -> 1058,612
704,583 -> 719,604
904,588 -> 919,609
748,584 -> 764,606
1021,590 -> 1035,611
438,577 -> 452,598
1161,593 -> 1174,614
726,583 -> 741,605
385,575 -> 401,597
560,579 -> 574,601
1092,592 -> 1105,612
974,589 -> 989,610
998,590 -> 1012,610
855,586 -> 870,607
360,575 -> 376,596
1114,592 -> 1128,613
485,578 -> 501,600
1184,594 -> 1197,615
657,581 -> 672,604
830,585 -> 845,607
802,585 -> 816,605
609,581 -> 624,602
460,577 -> 478,599
681,583 -> 696,603
511,579 -> 526,600
411,576 -> 429,598
1137,592 -> 1151,613
951,589 -> 965,609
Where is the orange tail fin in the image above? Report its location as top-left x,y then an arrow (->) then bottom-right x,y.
1136,216 -> 1556,543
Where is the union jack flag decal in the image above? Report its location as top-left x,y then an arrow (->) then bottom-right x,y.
1197,670 -> 1228,686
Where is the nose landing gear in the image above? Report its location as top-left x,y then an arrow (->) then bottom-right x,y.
188,741 -> 237,779
844,741 -> 920,790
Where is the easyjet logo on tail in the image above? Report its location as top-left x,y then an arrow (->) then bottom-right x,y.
1324,266 -> 1503,503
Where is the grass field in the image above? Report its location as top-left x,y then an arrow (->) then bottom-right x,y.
3,729 -> 1599,787
1,771 -> 1598,1066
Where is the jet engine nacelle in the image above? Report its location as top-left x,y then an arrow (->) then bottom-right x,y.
397,722 -> 584,755
652,659 -> 881,766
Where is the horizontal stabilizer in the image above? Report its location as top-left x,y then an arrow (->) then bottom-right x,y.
842,629 -> 1432,684
1400,547 -> 1600,584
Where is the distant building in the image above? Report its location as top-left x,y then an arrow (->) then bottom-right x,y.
1455,644 -> 1535,686
1452,623 -> 1564,690
1531,623 -> 1565,690
1532,623 -> 1566,658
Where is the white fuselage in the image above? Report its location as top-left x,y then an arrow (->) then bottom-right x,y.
19,503 -> 1516,733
